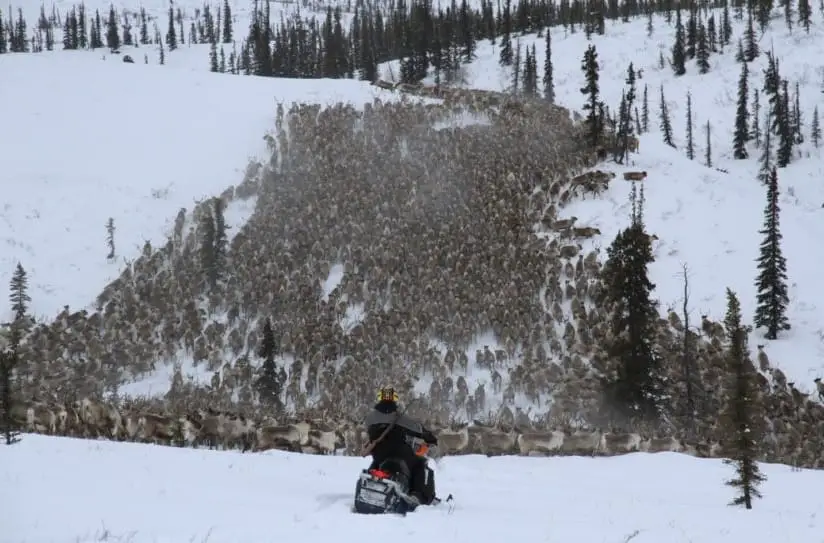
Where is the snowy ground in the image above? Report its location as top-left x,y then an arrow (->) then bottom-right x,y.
387,12 -> 824,392
3,434 -> 824,543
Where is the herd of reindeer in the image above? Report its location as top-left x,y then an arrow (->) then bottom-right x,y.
8,79 -> 824,470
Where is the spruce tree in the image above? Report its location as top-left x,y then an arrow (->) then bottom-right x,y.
543,29 -> 555,103
94,11 -> 103,49
9,263 -> 30,348
754,167 -> 790,340
671,8 -> 687,76
177,8 -> 184,46
783,0 -> 794,31
222,0 -> 233,43
511,41 -> 522,92
744,8 -> 759,61
139,7 -> 149,44
580,44 -> 603,148
751,89 -> 761,147
0,11 -> 8,54
79,4 -> 87,48
758,111 -> 773,184
614,91 -> 630,163
106,218 -> 116,260
811,106 -> 820,148
685,8 -> 697,59
641,84 -> 649,133
198,206 -> 216,288
615,63 -> 637,163
256,317 -> 284,410
707,14 -> 717,52
696,22 -> 710,74
685,91 -> 695,160
122,13 -> 133,46
526,45 -> 538,96
634,107 -> 642,135
498,0 -> 513,66
459,0 -> 475,61
756,0 -> 771,32
600,186 -> 665,421
106,5 -> 120,50
798,0 -> 812,32
63,13 -> 74,49
721,288 -> 765,510
659,85 -> 675,148
762,51 -> 781,132
0,349 -> 20,445
733,59 -> 750,159
705,121 -> 712,167
166,4 -> 177,51
776,80 -> 793,167
209,40 -> 218,72
1,263 -> 27,445
792,81 -> 803,144
721,3 -> 733,45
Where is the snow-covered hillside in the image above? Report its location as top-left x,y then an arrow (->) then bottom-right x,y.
3,0 -> 824,408
0,51 -> 414,322
3,434 -> 823,542
388,13 -> 824,393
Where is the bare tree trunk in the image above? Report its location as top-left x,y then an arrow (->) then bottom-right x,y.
682,264 -> 696,433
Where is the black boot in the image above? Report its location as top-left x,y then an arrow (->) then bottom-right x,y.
408,458 -> 428,503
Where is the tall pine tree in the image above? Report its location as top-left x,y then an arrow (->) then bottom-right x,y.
659,85 -> 675,148
600,186 -> 666,421
721,288 -> 765,510
222,0 -> 233,43
754,167 -> 790,340
580,44 -> 603,148
671,8 -> 686,76
733,58 -> 750,159
166,3 -> 177,51
542,28 -> 554,102
775,80 -> 794,167
255,317 -> 284,410
696,21 -> 710,74
685,91 -> 695,160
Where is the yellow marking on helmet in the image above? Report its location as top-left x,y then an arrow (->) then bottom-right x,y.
377,387 -> 399,402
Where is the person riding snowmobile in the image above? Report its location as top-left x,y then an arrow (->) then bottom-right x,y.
364,386 -> 439,505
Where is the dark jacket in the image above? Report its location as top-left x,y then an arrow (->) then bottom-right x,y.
365,401 -> 438,463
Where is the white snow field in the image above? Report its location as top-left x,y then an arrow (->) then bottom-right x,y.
0,51 -> 414,322
4,434 -> 824,543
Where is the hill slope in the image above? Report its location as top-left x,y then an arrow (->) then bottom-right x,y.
0,51 -> 412,320
4,435 -> 824,542
397,11 -> 824,392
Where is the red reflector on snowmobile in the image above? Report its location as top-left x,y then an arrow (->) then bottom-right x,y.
369,469 -> 390,479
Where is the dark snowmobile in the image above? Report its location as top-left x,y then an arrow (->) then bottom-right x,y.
353,457 -> 437,515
